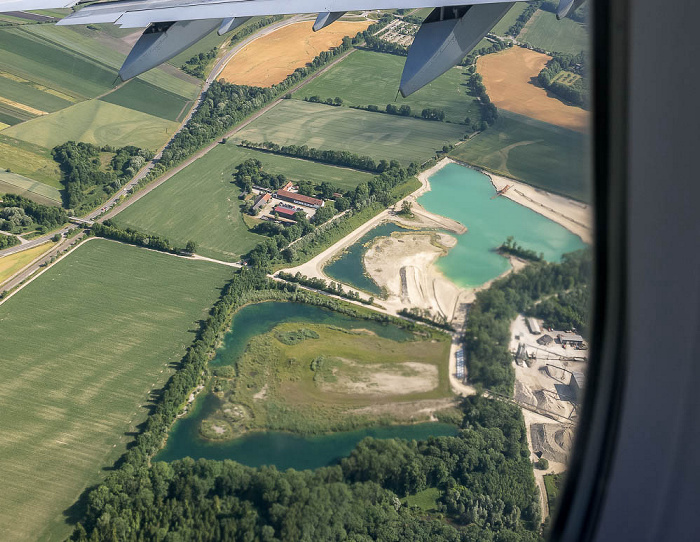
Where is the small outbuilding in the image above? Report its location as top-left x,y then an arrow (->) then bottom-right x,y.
558,332 -> 585,347
537,334 -> 554,346
570,371 -> 586,402
527,317 -> 542,334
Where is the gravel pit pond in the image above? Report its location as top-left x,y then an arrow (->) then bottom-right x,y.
155,302 -> 458,470
324,163 -> 587,293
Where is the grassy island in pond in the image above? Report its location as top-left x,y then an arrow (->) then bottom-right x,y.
202,318 -> 453,438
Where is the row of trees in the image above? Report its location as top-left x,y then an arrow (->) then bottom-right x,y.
0,194 -> 68,234
537,52 -> 589,108
92,221 -> 195,254
465,250 -> 591,394
51,142 -> 151,213
398,307 -> 455,331
467,72 -> 499,127
71,394 -> 542,541
239,140 -> 389,173
303,95 -> 343,106
278,271 -> 374,305
181,47 -> 217,79
505,1 -> 543,37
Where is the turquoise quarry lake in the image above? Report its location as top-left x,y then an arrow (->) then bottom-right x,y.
418,163 -> 587,288
155,302 -> 457,470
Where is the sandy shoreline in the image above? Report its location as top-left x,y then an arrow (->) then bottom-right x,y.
448,157 -> 593,244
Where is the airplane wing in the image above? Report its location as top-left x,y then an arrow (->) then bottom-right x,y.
0,0 -> 585,95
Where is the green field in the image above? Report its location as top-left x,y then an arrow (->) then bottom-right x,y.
203,320 -> 452,435
490,3 -> 530,36
0,134 -> 62,188
15,24 -> 200,100
237,100 -> 467,165
0,170 -> 62,205
113,141 -> 372,261
0,75 -> 72,113
449,110 -> 590,202
544,473 -> 565,511
520,10 -> 589,54
0,27 -> 117,100
0,239 -> 232,542
3,99 -> 179,150
100,78 -> 192,122
294,50 -> 481,124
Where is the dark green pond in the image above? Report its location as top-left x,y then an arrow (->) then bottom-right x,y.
323,222 -> 406,296
155,302 -> 458,470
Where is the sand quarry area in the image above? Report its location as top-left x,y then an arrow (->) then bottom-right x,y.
477,47 -> 589,133
219,21 -> 372,87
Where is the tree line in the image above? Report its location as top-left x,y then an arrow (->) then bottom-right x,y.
91,221 -> 194,255
505,1 -> 543,38
278,271 -> 374,305
239,140 -> 388,173
70,394 -> 542,541
52,142 -> 151,213
0,193 -> 68,234
537,52 -> 589,108
465,250 -> 591,394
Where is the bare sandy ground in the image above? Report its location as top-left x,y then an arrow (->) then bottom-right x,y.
477,47 -> 589,133
219,21 -> 371,87
324,360 -> 439,396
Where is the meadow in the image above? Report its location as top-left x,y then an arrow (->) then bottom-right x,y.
294,50 -> 481,124
236,100 -> 467,164
204,320 -> 452,436
2,100 -> 179,150
0,134 -> 62,188
0,170 -> 62,206
0,239 -> 232,542
100,78 -> 192,122
520,9 -> 589,55
449,110 -> 590,202
112,141 -> 372,261
0,240 -> 56,284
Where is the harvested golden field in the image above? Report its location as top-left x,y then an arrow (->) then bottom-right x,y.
477,47 -> 588,133
219,21 -> 371,87
0,95 -> 47,116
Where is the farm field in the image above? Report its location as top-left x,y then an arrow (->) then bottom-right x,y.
2,99 -> 179,150
449,110 -> 589,202
477,47 -> 588,132
520,9 -> 589,55
218,21 -> 371,87
0,170 -> 62,206
203,320 -> 452,435
490,3 -> 529,36
100,78 -> 192,122
0,240 -> 56,284
0,74 -> 72,113
237,99 -> 466,164
113,141 -> 372,261
294,50 -> 481,124
0,134 -> 62,188
0,239 -> 232,542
